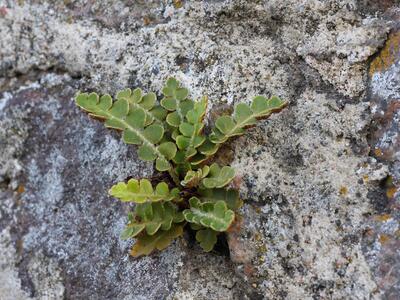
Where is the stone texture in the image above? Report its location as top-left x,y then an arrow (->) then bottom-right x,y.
0,0 -> 399,299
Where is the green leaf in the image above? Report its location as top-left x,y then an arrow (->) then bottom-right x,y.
76,93 -> 112,118
197,138 -> 219,156
130,224 -> 184,257
155,182 -> 169,197
215,116 -> 238,135
181,166 -> 210,187
138,144 -> 157,161
121,202 -> 181,239
190,223 -> 203,231
109,179 -> 179,203
179,122 -> 195,136
196,229 -> 218,252
166,111 -> 181,127
174,96 -> 207,163
161,77 -> 194,128
143,124 -> 164,144
189,153 -> 208,165
117,88 -> 142,103
150,105 -> 168,122
186,96 -> 207,124
234,103 -> 255,124
141,92 -> 156,110
156,158 -> 172,171
155,138 -> 177,171
183,197 -> 235,232
125,108 -> 146,128
173,211 -> 185,223
165,99 -> 194,127
210,95 -> 286,144
202,163 -> 235,188
121,226 -> 139,240
75,92 -> 173,170
117,88 -> 165,124
108,98 -> 129,117
198,188 -> 242,210
157,142 -> 177,160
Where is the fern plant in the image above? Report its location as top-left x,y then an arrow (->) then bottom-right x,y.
75,78 -> 286,256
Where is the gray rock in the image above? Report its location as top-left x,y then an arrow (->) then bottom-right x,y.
0,1 -> 399,299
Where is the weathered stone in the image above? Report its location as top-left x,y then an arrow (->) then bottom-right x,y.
0,0 -> 399,299
362,14 -> 400,299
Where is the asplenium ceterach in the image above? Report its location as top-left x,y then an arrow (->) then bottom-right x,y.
75,78 -> 286,256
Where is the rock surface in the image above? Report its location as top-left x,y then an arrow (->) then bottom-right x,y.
0,1 -> 399,299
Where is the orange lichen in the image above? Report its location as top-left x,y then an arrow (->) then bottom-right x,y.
173,0 -> 183,9
143,16 -> 151,26
17,184 -> 25,194
374,148 -> 383,157
254,232 -> 262,241
374,214 -> 392,222
339,186 -> 348,196
379,234 -> 391,245
386,187 -> 398,199
370,31 -> 400,76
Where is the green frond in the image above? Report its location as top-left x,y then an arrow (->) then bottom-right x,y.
174,96 -> 208,165
161,77 -> 194,127
183,197 -> 235,232
108,179 -> 180,203
210,96 -> 286,144
130,224 -> 184,257
120,201 -> 183,240
75,92 -> 176,171
116,88 -> 167,125
201,163 -> 235,189
198,188 -> 242,210
196,228 -> 218,252
181,165 -> 210,188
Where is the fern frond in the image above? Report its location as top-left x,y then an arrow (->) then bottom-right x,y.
109,179 -> 180,203
198,188 -> 242,210
116,88 -> 167,125
183,197 -> 235,232
201,163 -> 235,189
210,96 -> 287,144
180,165 -> 209,188
161,78 -> 194,127
196,228 -> 218,252
174,96 -> 208,165
120,202 -> 184,239
75,92 -> 176,171
130,223 -> 184,257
